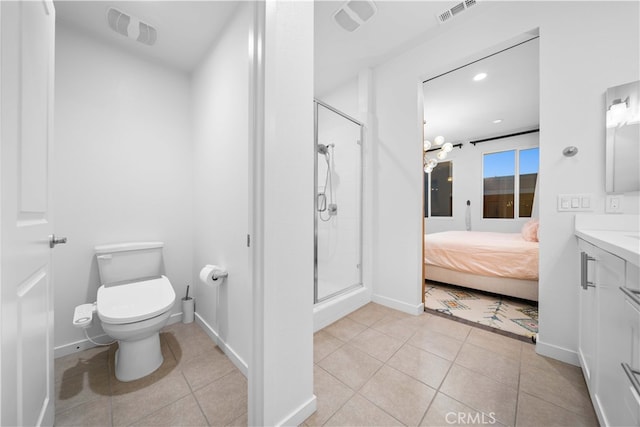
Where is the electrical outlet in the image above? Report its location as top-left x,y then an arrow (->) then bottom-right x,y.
605,194 -> 624,213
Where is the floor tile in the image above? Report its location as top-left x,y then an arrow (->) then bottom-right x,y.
455,342 -> 520,388
371,315 -> 426,342
440,364 -> 518,426
323,317 -> 367,342
55,346 -> 110,384
408,328 -> 464,361
349,328 -> 403,362
386,343 -> 451,389
163,323 -> 218,363
194,371 -> 247,426
516,392 -> 598,427
324,394 -> 402,426
317,345 -> 383,390
313,330 -> 344,363
305,366 -> 354,426
519,363 -> 593,416
227,411 -> 248,426
421,393 -> 506,427
180,348 -> 237,391
55,368 -> 110,414
423,315 -> 472,342
131,394 -> 208,427
466,327 -> 522,361
54,396 -> 112,427
111,369 -> 191,426
360,365 -> 436,426
348,303 -> 395,326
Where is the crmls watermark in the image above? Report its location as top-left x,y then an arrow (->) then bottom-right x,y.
445,411 -> 497,425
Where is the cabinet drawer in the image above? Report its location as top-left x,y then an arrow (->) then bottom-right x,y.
621,363 -> 640,426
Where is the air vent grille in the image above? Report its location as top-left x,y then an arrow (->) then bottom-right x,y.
436,0 -> 478,24
107,8 -> 157,46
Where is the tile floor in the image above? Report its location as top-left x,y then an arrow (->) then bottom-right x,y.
54,322 -> 247,426
306,303 -> 598,427
55,304 -> 598,427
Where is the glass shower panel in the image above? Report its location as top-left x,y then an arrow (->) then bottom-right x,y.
315,102 -> 362,303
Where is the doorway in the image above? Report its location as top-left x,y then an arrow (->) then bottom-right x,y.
421,36 -> 540,341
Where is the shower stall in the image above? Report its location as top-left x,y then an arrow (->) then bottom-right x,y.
314,100 -> 364,303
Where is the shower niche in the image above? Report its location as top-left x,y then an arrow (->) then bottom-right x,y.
314,100 -> 363,303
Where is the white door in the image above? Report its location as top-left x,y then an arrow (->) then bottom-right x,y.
1,1 -> 57,425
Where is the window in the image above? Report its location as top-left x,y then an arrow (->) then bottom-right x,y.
424,161 -> 453,217
483,148 -> 539,219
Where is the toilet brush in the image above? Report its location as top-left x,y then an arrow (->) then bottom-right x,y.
182,285 -> 194,324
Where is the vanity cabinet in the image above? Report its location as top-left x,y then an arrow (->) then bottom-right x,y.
578,238 -> 640,427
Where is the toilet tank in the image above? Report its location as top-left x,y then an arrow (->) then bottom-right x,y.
95,242 -> 164,286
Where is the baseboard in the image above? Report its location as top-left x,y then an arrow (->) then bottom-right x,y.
371,294 -> 424,315
313,287 -> 370,332
536,338 -> 580,366
275,394 -> 317,427
54,312 -> 184,359
194,312 -> 248,377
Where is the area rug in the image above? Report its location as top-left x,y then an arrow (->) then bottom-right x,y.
424,281 -> 538,340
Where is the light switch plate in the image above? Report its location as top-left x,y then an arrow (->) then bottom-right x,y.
558,193 -> 594,212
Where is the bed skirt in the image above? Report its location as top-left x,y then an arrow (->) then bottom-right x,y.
425,264 -> 539,302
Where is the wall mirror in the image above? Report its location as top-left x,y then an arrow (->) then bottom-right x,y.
605,80 -> 640,193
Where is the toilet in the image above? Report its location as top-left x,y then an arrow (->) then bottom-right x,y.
95,242 -> 176,382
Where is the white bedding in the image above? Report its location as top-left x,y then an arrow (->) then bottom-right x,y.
424,230 -> 539,280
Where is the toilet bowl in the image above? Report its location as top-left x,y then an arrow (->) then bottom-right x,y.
94,242 -> 176,382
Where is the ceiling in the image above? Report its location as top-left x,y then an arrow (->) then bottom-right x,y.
54,1 -> 239,73
314,0 -> 489,96
54,1 -> 539,140
423,37 -> 540,145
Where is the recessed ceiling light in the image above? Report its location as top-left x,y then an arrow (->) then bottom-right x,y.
493,119 -> 503,124
473,72 -> 487,81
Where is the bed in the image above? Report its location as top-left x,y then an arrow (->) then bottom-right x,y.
424,230 -> 539,301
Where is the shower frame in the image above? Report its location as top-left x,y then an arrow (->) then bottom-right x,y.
313,98 -> 365,304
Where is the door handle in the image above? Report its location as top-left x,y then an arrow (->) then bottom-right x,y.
49,234 -> 68,248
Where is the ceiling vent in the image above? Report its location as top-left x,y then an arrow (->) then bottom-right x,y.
107,8 -> 157,46
333,0 -> 377,33
437,0 -> 478,24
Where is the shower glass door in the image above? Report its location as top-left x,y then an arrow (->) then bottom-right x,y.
314,101 -> 363,303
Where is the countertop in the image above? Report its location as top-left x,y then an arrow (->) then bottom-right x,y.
575,214 -> 640,267
575,229 -> 640,267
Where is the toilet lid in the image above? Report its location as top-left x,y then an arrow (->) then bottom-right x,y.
97,275 -> 176,324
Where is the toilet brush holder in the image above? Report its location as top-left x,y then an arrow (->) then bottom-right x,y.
182,297 -> 194,324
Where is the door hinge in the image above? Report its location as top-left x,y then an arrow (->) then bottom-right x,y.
247,234 -> 251,247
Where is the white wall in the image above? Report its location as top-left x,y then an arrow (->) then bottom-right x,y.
191,2 -> 251,373
53,25 -> 193,352
317,78 -> 358,118
254,1 -> 315,425
371,1 -> 639,363
425,132 -> 539,234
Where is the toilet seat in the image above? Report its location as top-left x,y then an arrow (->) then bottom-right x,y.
97,275 -> 175,324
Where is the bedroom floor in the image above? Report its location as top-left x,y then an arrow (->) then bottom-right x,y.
424,282 -> 538,340
309,303 -> 597,426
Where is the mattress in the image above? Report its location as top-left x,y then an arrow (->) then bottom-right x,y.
424,230 -> 539,280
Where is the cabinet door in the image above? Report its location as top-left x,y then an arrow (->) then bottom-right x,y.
595,248 -> 632,427
578,240 -> 597,388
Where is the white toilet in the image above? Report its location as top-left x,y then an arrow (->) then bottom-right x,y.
95,242 -> 176,382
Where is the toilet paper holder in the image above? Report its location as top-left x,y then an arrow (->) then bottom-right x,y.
211,268 -> 228,281
200,265 -> 228,286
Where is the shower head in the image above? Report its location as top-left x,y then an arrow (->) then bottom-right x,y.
317,144 -> 329,155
